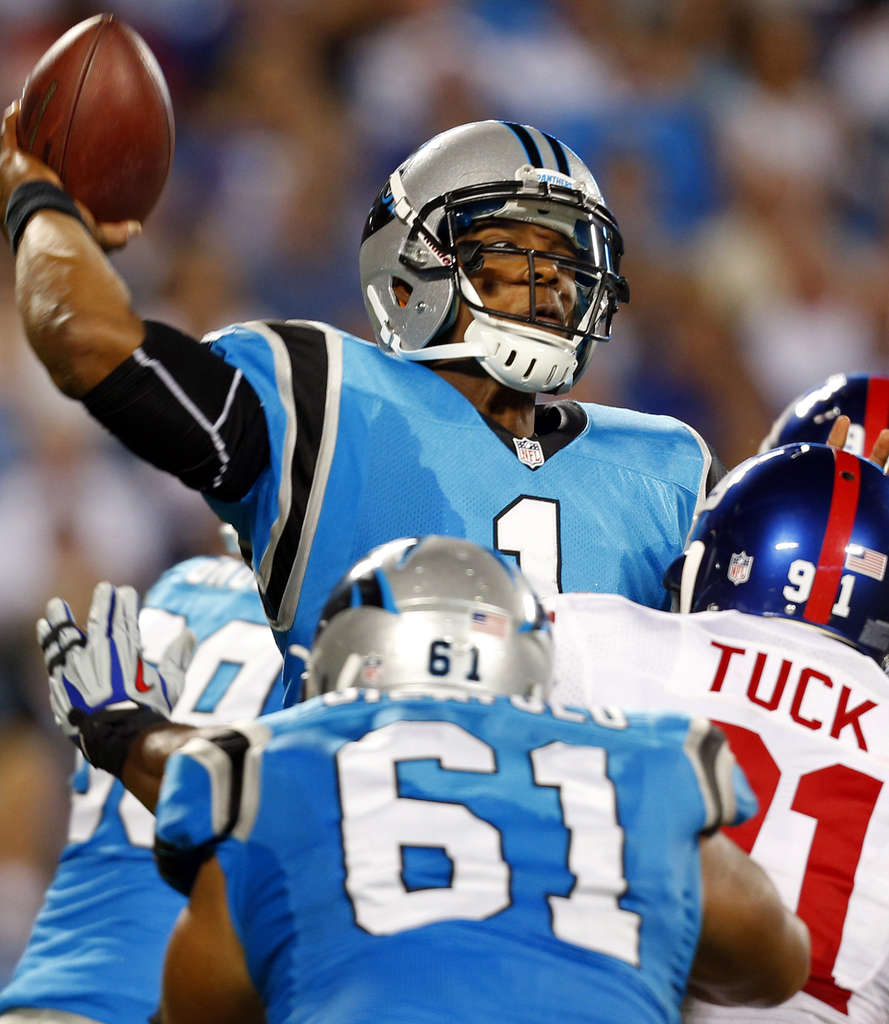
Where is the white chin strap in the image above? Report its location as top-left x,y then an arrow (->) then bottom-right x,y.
388,274 -> 592,394
390,317 -> 579,394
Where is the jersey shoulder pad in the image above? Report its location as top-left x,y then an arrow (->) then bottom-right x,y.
154,721 -> 271,894
204,319 -> 330,362
577,403 -> 712,488
680,715 -> 757,835
144,555 -> 252,606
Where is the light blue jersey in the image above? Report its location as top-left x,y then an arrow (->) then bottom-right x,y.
0,556 -> 283,1024
205,322 -> 713,703
156,691 -> 755,1024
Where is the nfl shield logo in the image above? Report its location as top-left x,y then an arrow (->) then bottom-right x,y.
360,654 -> 384,684
513,436 -> 544,468
728,551 -> 753,585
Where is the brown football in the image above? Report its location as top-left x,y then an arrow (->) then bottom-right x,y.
17,13 -> 175,223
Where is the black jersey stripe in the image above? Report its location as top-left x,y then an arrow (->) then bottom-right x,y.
274,325 -> 344,631
541,132 -> 570,175
502,121 -> 543,167
252,321 -> 342,630
154,726 -> 267,896
250,321 -> 327,625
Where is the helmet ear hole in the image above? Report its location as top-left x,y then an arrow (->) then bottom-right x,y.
392,278 -> 413,308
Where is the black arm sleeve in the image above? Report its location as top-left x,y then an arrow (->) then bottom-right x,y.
82,321 -> 270,501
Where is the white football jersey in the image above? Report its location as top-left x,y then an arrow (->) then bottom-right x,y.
550,593 -> 889,1024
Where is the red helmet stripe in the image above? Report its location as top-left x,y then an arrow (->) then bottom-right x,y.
804,449 -> 860,624
864,377 -> 889,456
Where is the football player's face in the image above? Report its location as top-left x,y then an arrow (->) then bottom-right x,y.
456,219 -> 579,331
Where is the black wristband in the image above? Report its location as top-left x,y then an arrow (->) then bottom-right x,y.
69,704 -> 168,779
5,180 -> 86,256
154,836 -> 219,897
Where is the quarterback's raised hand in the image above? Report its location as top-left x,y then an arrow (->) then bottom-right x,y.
2,101 -> 141,252
38,581 -> 195,777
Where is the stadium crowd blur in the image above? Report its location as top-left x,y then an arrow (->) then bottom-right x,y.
3,0 -> 889,980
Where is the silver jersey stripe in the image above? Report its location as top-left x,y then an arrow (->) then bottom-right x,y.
682,715 -> 738,832
133,347 -> 241,490
230,720 -> 272,842
683,717 -> 717,831
243,320 -> 301,604
684,421 -> 713,522
712,732 -> 738,827
176,735 -> 235,837
272,320 -> 343,631
175,722 -> 271,844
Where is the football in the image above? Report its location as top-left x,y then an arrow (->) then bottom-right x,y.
17,13 -> 175,223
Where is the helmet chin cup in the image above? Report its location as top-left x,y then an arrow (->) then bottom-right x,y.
463,316 -> 580,394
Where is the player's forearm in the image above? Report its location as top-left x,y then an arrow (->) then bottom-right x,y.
15,210 -> 144,396
161,859 -> 267,1024
123,722 -> 196,813
689,904 -> 809,1007
81,320 -> 271,499
691,832 -> 810,1007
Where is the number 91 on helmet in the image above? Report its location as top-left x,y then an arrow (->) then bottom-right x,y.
666,443 -> 889,668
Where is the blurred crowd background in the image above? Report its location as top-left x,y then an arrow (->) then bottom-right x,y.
2,0 -> 889,981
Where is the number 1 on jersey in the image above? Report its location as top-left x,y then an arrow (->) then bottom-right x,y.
495,496 -> 562,597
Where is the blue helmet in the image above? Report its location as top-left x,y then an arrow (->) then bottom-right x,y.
665,443 -> 889,666
760,373 -> 889,456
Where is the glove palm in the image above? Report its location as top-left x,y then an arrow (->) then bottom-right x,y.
38,582 -> 194,745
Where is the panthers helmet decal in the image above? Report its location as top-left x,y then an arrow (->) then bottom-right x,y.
303,535 -> 552,700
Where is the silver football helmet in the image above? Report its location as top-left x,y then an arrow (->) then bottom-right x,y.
302,536 -> 552,700
359,120 -> 629,395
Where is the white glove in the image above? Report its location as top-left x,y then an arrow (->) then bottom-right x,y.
38,581 -> 195,742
